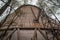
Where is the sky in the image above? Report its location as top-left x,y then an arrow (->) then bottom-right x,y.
0,1 -> 5,9
0,0 -> 60,22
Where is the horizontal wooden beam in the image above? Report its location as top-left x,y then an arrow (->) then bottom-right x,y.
0,27 -> 60,31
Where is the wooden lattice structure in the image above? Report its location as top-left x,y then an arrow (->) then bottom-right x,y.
0,5 -> 60,40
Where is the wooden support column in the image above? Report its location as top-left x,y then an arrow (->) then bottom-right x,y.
31,28 -> 37,40
17,28 -> 20,40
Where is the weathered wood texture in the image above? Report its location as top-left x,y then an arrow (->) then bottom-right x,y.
1,5 -> 59,28
0,5 -> 60,40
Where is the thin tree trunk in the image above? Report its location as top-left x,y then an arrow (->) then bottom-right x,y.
0,0 -> 11,15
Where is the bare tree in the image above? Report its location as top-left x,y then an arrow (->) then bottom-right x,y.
0,0 -> 11,15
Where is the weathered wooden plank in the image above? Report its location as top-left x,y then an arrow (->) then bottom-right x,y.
38,28 -> 48,40
0,27 -> 60,31
3,29 -> 16,40
31,28 -> 37,40
17,28 -> 20,40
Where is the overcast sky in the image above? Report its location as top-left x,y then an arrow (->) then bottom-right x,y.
0,0 -> 60,22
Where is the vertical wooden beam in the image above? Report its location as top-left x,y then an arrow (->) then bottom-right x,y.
31,28 -> 37,40
17,28 -> 20,40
